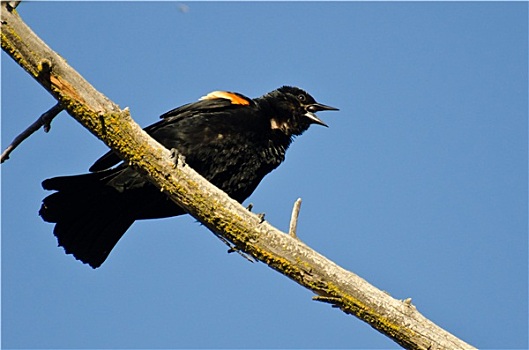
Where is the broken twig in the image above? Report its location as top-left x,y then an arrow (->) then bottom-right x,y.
288,198 -> 302,238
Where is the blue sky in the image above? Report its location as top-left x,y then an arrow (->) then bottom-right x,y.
1,2 -> 527,349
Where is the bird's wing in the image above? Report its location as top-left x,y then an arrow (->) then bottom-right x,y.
89,92 -> 255,172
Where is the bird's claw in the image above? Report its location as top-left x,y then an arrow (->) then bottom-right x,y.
170,148 -> 186,168
246,203 -> 265,223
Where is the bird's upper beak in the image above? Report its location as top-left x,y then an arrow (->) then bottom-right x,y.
305,103 -> 339,127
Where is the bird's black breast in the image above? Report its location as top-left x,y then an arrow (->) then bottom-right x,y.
152,109 -> 288,202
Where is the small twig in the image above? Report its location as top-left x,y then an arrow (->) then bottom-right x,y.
312,295 -> 343,308
1,103 -> 63,163
226,245 -> 255,263
221,235 -> 254,263
288,198 -> 302,238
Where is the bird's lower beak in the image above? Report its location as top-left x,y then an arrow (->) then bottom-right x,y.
305,103 -> 339,127
304,112 -> 329,127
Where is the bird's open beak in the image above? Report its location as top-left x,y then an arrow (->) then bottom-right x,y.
305,103 -> 339,127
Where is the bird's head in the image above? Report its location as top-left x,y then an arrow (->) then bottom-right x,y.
263,86 -> 338,137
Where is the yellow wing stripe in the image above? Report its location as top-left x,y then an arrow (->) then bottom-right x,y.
199,91 -> 251,106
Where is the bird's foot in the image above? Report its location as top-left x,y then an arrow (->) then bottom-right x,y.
170,148 -> 186,168
246,203 -> 265,223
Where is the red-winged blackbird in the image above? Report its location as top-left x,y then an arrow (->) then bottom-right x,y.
39,86 -> 338,268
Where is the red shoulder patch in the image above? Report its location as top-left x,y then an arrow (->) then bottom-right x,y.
199,91 -> 251,106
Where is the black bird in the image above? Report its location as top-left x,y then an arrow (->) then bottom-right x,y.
39,86 -> 338,268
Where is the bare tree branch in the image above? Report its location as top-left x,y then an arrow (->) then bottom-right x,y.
1,102 -> 63,163
1,4 -> 476,350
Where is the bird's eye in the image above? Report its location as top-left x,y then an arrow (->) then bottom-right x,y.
297,94 -> 306,102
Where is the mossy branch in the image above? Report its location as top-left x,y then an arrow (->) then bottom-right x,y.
1,4 -> 476,350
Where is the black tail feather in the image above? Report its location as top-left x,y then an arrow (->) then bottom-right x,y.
40,172 -> 135,268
